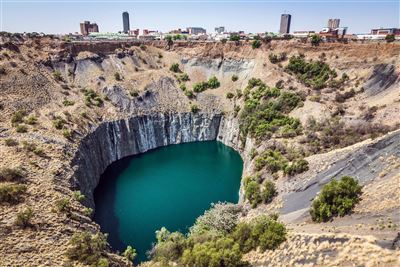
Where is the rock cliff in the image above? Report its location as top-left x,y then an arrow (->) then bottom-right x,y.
71,112 -> 246,208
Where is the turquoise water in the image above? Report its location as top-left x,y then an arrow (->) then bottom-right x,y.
93,141 -> 243,262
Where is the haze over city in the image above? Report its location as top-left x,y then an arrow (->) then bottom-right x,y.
1,0 -> 399,34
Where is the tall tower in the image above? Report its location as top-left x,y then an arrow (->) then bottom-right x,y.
279,14 -> 291,34
122,12 -> 130,34
328,19 -> 340,29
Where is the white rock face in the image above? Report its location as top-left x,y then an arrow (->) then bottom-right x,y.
72,112 -> 245,208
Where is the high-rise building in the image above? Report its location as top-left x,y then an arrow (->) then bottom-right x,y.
80,21 -> 99,36
122,12 -> 130,33
187,27 -> 206,35
327,19 -> 340,29
279,14 -> 291,34
215,26 -> 225,34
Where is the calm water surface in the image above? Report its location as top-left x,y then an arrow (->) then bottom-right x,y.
93,141 -> 243,262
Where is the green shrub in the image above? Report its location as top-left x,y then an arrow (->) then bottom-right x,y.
310,176 -> 362,222
62,99 -> 75,106
22,141 -> 45,157
55,197 -> 71,213
252,39 -> 262,49
62,128 -> 73,139
178,73 -> 190,82
0,167 -> 24,182
226,92 -> 234,99
190,104 -> 200,113
254,149 -> 287,173
385,34 -> 395,43
53,70 -> 63,81
84,207 -> 93,217
130,89 -> 139,97
152,228 -> 187,262
97,258 -> 109,267
207,76 -> 220,89
15,124 -> 28,133
0,184 -> 27,204
52,116 -> 66,129
65,231 -> 108,266
170,63 -> 181,73
285,56 -> 337,90
11,111 -> 27,124
283,159 -> 309,175
4,138 -> 18,146
193,82 -> 209,93
261,180 -> 277,204
73,190 -> 85,203
181,237 -> 244,267
244,180 -> 262,208
229,35 -> 240,42
14,207 -> 34,228
184,89 -> 194,98
114,72 -> 122,81
231,75 -> 238,82
82,88 -> 102,107
25,115 -> 38,125
310,34 -> 322,46
123,245 -> 137,262
179,83 -> 187,91
190,202 -> 242,235
269,53 -> 287,64
231,215 -> 286,253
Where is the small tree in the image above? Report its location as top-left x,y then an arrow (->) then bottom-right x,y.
310,176 -> 362,222
261,180 -> 277,204
310,34 -> 322,46
252,39 -> 262,49
165,35 -> 174,49
207,76 -> 220,89
229,35 -> 240,42
66,231 -> 108,266
231,75 -> 238,82
170,63 -> 181,73
190,104 -> 200,113
15,207 -> 34,228
123,245 -> 137,263
385,34 -> 395,43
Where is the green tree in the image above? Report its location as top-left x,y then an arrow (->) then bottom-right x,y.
311,34 -> 322,46
65,231 -> 108,266
123,246 -> 137,263
170,63 -> 181,73
207,76 -> 220,89
165,35 -> 174,49
14,207 -> 34,228
252,39 -> 262,49
385,34 -> 395,43
310,176 -> 362,222
244,181 -> 262,208
229,35 -> 240,42
261,180 -> 277,204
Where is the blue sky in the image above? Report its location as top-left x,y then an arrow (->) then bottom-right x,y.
1,0 -> 399,34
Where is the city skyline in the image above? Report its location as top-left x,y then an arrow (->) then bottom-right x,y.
1,0 -> 399,34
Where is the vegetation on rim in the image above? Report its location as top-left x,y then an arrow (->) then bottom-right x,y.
310,176 -> 362,222
150,203 -> 286,266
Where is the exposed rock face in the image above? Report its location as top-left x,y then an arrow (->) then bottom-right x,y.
364,64 -> 399,96
281,130 -> 400,222
71,112 -> 244,208
181,57 -> 255,79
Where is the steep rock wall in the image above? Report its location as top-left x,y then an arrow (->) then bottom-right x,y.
71,112 -> 245,208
